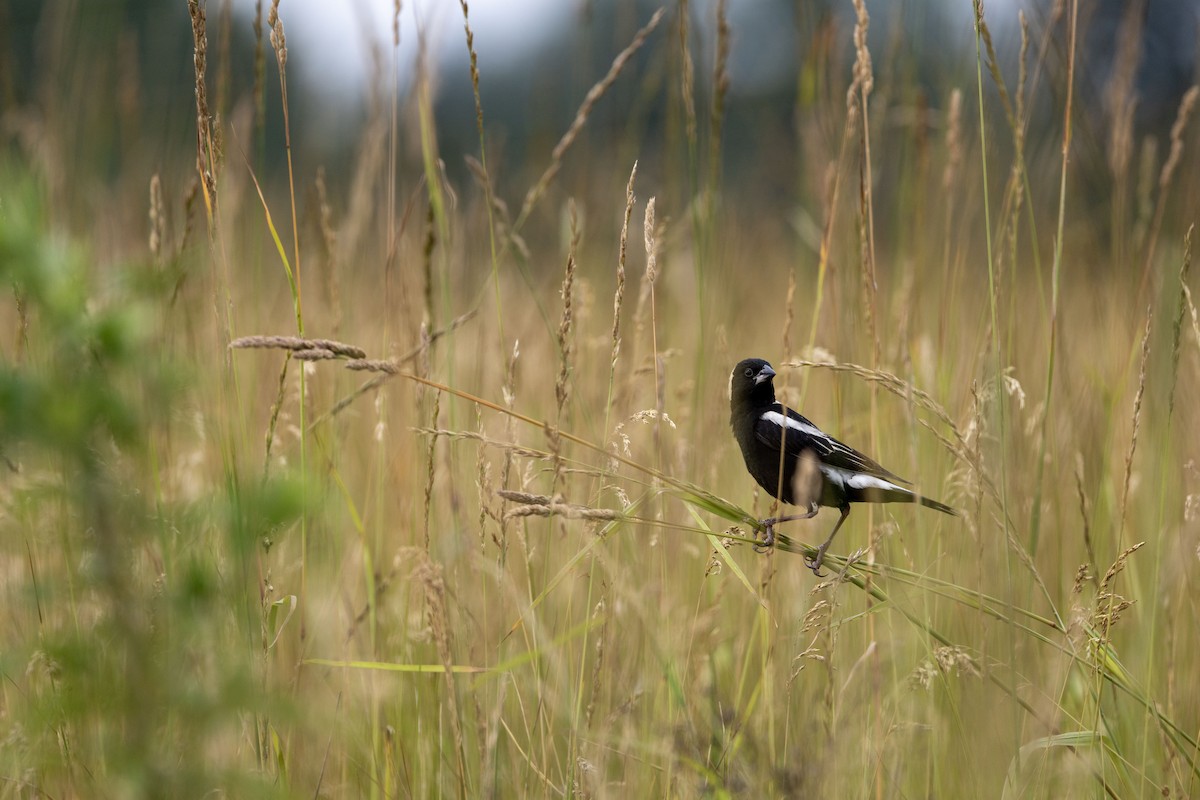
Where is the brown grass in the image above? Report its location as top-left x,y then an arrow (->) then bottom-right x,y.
6,4 -> 1200,798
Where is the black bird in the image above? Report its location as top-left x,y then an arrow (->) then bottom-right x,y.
729,357 -> 956,575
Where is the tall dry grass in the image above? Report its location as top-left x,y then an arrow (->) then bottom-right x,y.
2,2 -> 1200,798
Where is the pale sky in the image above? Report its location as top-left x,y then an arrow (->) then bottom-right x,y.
232,0 -> 1032,115
232,0 -> 1029,97
233,0 -> 577,95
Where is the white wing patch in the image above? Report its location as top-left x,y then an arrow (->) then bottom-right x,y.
760,410 -> 826,440
820,465 -> 908,494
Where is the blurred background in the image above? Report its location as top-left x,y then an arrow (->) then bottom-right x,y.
4,0 -> 1198,230
4,1 -> 1200,797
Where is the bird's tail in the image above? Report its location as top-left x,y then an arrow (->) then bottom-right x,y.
850,481 -> 957,515
916,494 -> 957,516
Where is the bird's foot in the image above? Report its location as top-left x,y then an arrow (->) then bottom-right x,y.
754,508 -> 819,554
753,518 -> 779,553
804,541 -> 831,578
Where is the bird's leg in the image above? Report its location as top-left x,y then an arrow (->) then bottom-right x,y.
806,504 -> 851,577
755,505 -> 819,552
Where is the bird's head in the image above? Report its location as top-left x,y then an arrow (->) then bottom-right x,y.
729,358 -> 777,408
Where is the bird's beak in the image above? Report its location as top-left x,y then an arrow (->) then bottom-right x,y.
755,365 -> 776,384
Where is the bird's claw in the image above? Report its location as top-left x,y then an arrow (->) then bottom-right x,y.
805,542 -> 830,577
753,518 -> 777,553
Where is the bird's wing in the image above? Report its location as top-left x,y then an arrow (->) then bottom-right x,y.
754,405 -> 910,484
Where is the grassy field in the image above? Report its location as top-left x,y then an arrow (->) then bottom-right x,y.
3,1 -> 1200,797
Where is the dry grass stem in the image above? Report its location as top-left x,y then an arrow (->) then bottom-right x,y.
1167,225 -> 1194,420
466,156 -> 530,261
612,163 -> 636,375
641,198 -> 666,477
314,167 -> 343,334
629,198 -> 660,397
497,490 -> 552,505
784,359 -> 959,439
1159,85 -> 1199,192
942,89 -> 963,193
1140,85 -> 1200,298
850,0 -> 878,366
187,0 -> 217,204
499,340 -> 520,475
1106,0 -> 1143,184
514,8 -> 665,230
459,0 -> 505,350
1016,12 -> 1029,131
230,335 -> 366,359
847,0 -> 872,112
178,176 -> 201,257
1118,306 -> 1154,546
495,489 -> 622,523
344,549 -> 408,644
476,406 -> 491,551
603,166 -> 635,464
414,557 -> 469,797
252,0 -> 265,131
782,270 -> 797,361
502,502 -> 622,524
709,0 -> 730,196
677,1 -> 696,146
556,201 -> 579,422
544,419 -> 564,501
422,204 -> 436,330
459,1 -> 483,134
1074,454 -> 1099,587
341,83 -> 389,268
976,5 -> 1014,130
643,198 -> 658,285
1184,283 -> 1200,362
584,596 -> 608,731
550,204 -> 580,496
298,311 -> 478,428
1093,542 -> 1145,639
292,348 -> 338,361
267,0 -> 286,67
423,390 -> 441,553
1101,542 -> 1144,594
344,359 -> 400,375
415,427 -> 549,463
263,353 -> 291,476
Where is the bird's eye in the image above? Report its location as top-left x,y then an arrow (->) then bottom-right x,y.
744,367 -> 754,378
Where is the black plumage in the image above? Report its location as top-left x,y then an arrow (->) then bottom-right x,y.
729,357 -> 956,575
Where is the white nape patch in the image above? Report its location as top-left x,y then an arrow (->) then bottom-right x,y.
761,410 -> 826,440
728,368 -> 735,401
820,465 -> 907,494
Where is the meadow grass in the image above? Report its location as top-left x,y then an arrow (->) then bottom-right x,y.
2,1 -> 1200,797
